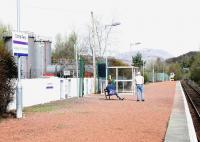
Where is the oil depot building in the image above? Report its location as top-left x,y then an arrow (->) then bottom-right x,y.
3,32 -> 52,78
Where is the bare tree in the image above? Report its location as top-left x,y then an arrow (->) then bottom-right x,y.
52,32 -> 77,63
79,16 -> 117,60
52,15 -> 119,64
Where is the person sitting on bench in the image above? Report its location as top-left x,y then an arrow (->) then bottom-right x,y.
105,80 -> 124,100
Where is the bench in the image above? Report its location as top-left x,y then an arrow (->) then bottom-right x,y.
104,89 -> 111,100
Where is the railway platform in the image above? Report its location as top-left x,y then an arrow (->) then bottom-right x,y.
0,81 -> 198,142
164,81 -> 197,142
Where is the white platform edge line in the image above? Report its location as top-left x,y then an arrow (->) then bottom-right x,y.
178,81 -> 198,142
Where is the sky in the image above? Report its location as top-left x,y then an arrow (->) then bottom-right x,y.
1,0 -> 200,57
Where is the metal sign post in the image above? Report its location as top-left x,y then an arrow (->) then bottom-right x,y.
16,56 -> 22,118
15,0 -> 28,118
12,32 -> 28,118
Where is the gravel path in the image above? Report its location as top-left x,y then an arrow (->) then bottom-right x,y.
0,81 -> 176,142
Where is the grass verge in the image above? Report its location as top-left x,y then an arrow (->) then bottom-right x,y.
24,97 -> 81,113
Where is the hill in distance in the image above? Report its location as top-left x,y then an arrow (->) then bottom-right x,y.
166,51 -> 199,64
116,48 -> 174,64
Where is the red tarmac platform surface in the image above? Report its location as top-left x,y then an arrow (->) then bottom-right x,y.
0,81 -> 176,142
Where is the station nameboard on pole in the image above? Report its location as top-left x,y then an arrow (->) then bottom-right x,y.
12,32 -> 28,56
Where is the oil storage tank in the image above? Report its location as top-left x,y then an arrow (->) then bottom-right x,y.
31,37 -> 52,78
3,32 -> 52,78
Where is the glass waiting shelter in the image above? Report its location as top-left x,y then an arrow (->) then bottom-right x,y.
107,66 -> 138,96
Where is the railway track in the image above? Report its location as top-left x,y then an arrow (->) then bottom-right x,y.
181,80 -> 200,141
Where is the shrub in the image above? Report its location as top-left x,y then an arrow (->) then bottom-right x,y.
190,53 -> 200,85
0,44 -> 17,117
144,72 -> 148,83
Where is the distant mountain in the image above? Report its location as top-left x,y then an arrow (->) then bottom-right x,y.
166,51 -> 199,64
116,48 -> 174,64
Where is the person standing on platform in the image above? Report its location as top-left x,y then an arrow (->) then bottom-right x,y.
135,71 -> 144,101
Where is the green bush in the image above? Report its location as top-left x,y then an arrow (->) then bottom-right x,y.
144,72 -> 148,83
190,56 -> 200,85
0,44 -> 17,117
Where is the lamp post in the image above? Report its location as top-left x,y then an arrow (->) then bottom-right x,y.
105,22 -> 120,86
152,57 -> 165,83
162,62 -> 165,82
91,11 -> 97,93
130,42 -> 142,51
152,61 -> 155,83
148,56 -> 155,83
143,60 -> 145,76
130,42 -> 142,72
146,55 -> 156,83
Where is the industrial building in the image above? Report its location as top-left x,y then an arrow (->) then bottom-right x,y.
3,32 -> 52,78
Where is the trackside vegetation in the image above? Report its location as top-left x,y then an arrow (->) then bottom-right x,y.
0,44 -> 17,117
0,23 -> 17,117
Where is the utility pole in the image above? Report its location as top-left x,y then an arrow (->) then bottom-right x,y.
91,11 -> 96,93
162,62 -> 165,82
75,43 -> 79,97
143,60 -> 145,76
152,62 -> 155,83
